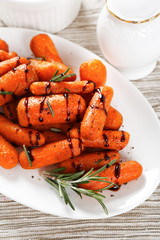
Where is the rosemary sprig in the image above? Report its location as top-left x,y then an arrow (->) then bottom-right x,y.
50,127 -> 62,133
46,100 -> 54,117
96,158 -> 103,164
50,67 -> 76,82
64,88 -> 71,92
42,160 -> 118,215
0,91 -> 13,95
23,144 -> 32,167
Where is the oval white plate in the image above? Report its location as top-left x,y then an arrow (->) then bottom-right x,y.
0,27 -> 160,219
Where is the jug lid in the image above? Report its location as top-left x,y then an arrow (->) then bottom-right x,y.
107,0 -> 160,22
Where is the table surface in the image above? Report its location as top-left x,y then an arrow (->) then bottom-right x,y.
0,0 -> 160,239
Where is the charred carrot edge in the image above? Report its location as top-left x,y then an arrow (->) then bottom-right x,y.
43,131 -> 67,144
29,59 -> 76,82
0,39 -> 9,52
30,33 -> 63,63
58,150 -> 120,173
0,57 -> 29,77
30,81 -> 95,95
0,50 -> 17,62
80,59 -> 107,88
17,94 -> 86,127
0,114 -> 45,147
104,106 -> 123,130
79,161 -> 143,190
19,138 -> 84,169
81,86 -> 114,141
0,134 -> 18,169
0,63 -> 38,106
2,100 -> 19,122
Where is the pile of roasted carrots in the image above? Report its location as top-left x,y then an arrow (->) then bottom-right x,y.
0,34 -> 142,194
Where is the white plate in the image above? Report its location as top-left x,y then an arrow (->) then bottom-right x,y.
0,27 -> 160,219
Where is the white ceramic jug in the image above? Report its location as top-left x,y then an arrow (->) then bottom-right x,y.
97,0 -> 160,80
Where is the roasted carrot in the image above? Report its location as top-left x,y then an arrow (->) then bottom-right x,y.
79,161 -> 142,190
0,57 -> 29,76
30,33 -> 63,63
104,106 -> 123,130
0,134 -> 18,169
29,58 -> 76,82
2,100 -> 19,122
67,128 -> 130,151
30,81 -> 95,95
0,39 -> 9,52
81,86 -> 113,141
0,63 -> 38,106
0,50 -> 17,62
43,131 -> 66,144
0,114 -> 45,147
58,150 -> 120,173
80,59 -> 107,87
19,138 -> 84,169
17,94 -> 86,127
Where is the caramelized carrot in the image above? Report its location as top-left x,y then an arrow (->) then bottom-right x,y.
0,39 -> 9,52
0,134 -> 18,169
0,57 -> 29,76
3,100 -> 19,122
79,161 -> 142,190
104,106 -> 123,130
32,122 -> 80,133
19,138 -> 84,169
0,64 -> 38,106
29,59 -> 76,82
58,150 -> 120,173
30,81 -> 95,95
0,114 -> 45,147
80,59 -> 107,87
0,50 -> 17,62
43,131 -> 66,144
30,33 -> 63,63
17,94 -> 86,127
81,86 -> 113,141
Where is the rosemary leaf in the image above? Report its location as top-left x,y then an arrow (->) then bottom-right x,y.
95,159 -> 104,164
23,144 -> 32,167
50,127 -> 62,133
53,69 -> 59,77
46,100 -> 54,117
50,67 -> 76,82
64,88 -> 71,92
0,91 -> 13,95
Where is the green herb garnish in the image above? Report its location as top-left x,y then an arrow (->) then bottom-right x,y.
23,144 -> 32,167
50,127 -> 62,133
64,88 -> 71,92
42,55 -> 46,61
50,67 -> 76,82
0,91 -> 13,95
42,161 -> 118,215
46,100 -> 54,117
96,159 -> 104,164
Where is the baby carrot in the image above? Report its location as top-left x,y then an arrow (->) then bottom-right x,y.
0,50 -> 17,62
79,161 -> 143,190
104,106 -> 123,130
58,150 -> 120,173
0,134 -> 18,169
17,94 -> 86,127
29,59 -> 76,82
19,138 -> 84,169
0,57 -> 29,76
80,59 -> 107,87
0,39 -> 9,52
30,33 -> 63,63
0,114 -> 45,147
0,63 -> 38,106
81,86 -> 113,141
2,100 -> 19,122
30,81 -> 95,95
43,131 -> 66,144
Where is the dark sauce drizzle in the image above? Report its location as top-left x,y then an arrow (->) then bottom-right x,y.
26,147 -> 34,162
24,64 -> 29,83
46,82 -> 51,94
72,162 -> 82,172
39,97 -> 46,122
121,131 -> 125,142
90,88 -> 108,116
82,80 -> 96,92
6,106 -> 13,118
103,133 -> 109,147
28,131 -> 33,146
110,185 -> 121,191
63,93 -> 70,121
115,163 -> 120,178
35,132 -> 41,146
67,138 -> 74,158
25,97 -> 31,127
76,99 -> 81,122
104,151 -> 110,160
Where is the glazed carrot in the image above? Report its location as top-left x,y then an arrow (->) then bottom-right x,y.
0,57 -> 29,76
30,33 -> 63,63
80,59 -> 107,87
19,138 -> 84,169
81,86 -> 113,141
0,50 -> 17,62
0,114 -> 45,147
104,106 -> 123,130
58,150 -> 120,173
2,100 -> 19,122
79,161 -> 142,190
0,134 -> 18,169
0,63 -> 38,106
17,94 -> 86,127
30,81 -> 95,95
29,59 -> 76,82
0,39 -> 9,52
43,131 -> 66,144
67,128 -> 130,151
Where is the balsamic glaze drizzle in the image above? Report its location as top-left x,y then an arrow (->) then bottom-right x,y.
25,97 -> 30,126
35,132 -> 40,146
82,80 -> 96,92
115,163 -> 120,178
76,99 -> 81,122
121,131 -> 125,142
39,97 -> 46,122
103,133 -> 109,147
67,138 -> 74,158
90,88 -> 108,116
104,151 -> 110,160
72,162 -> 82,172
26,147 -> 34,162
28,130 -> 33,146
63,93 -> 70,121
46,82 -> 51,94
